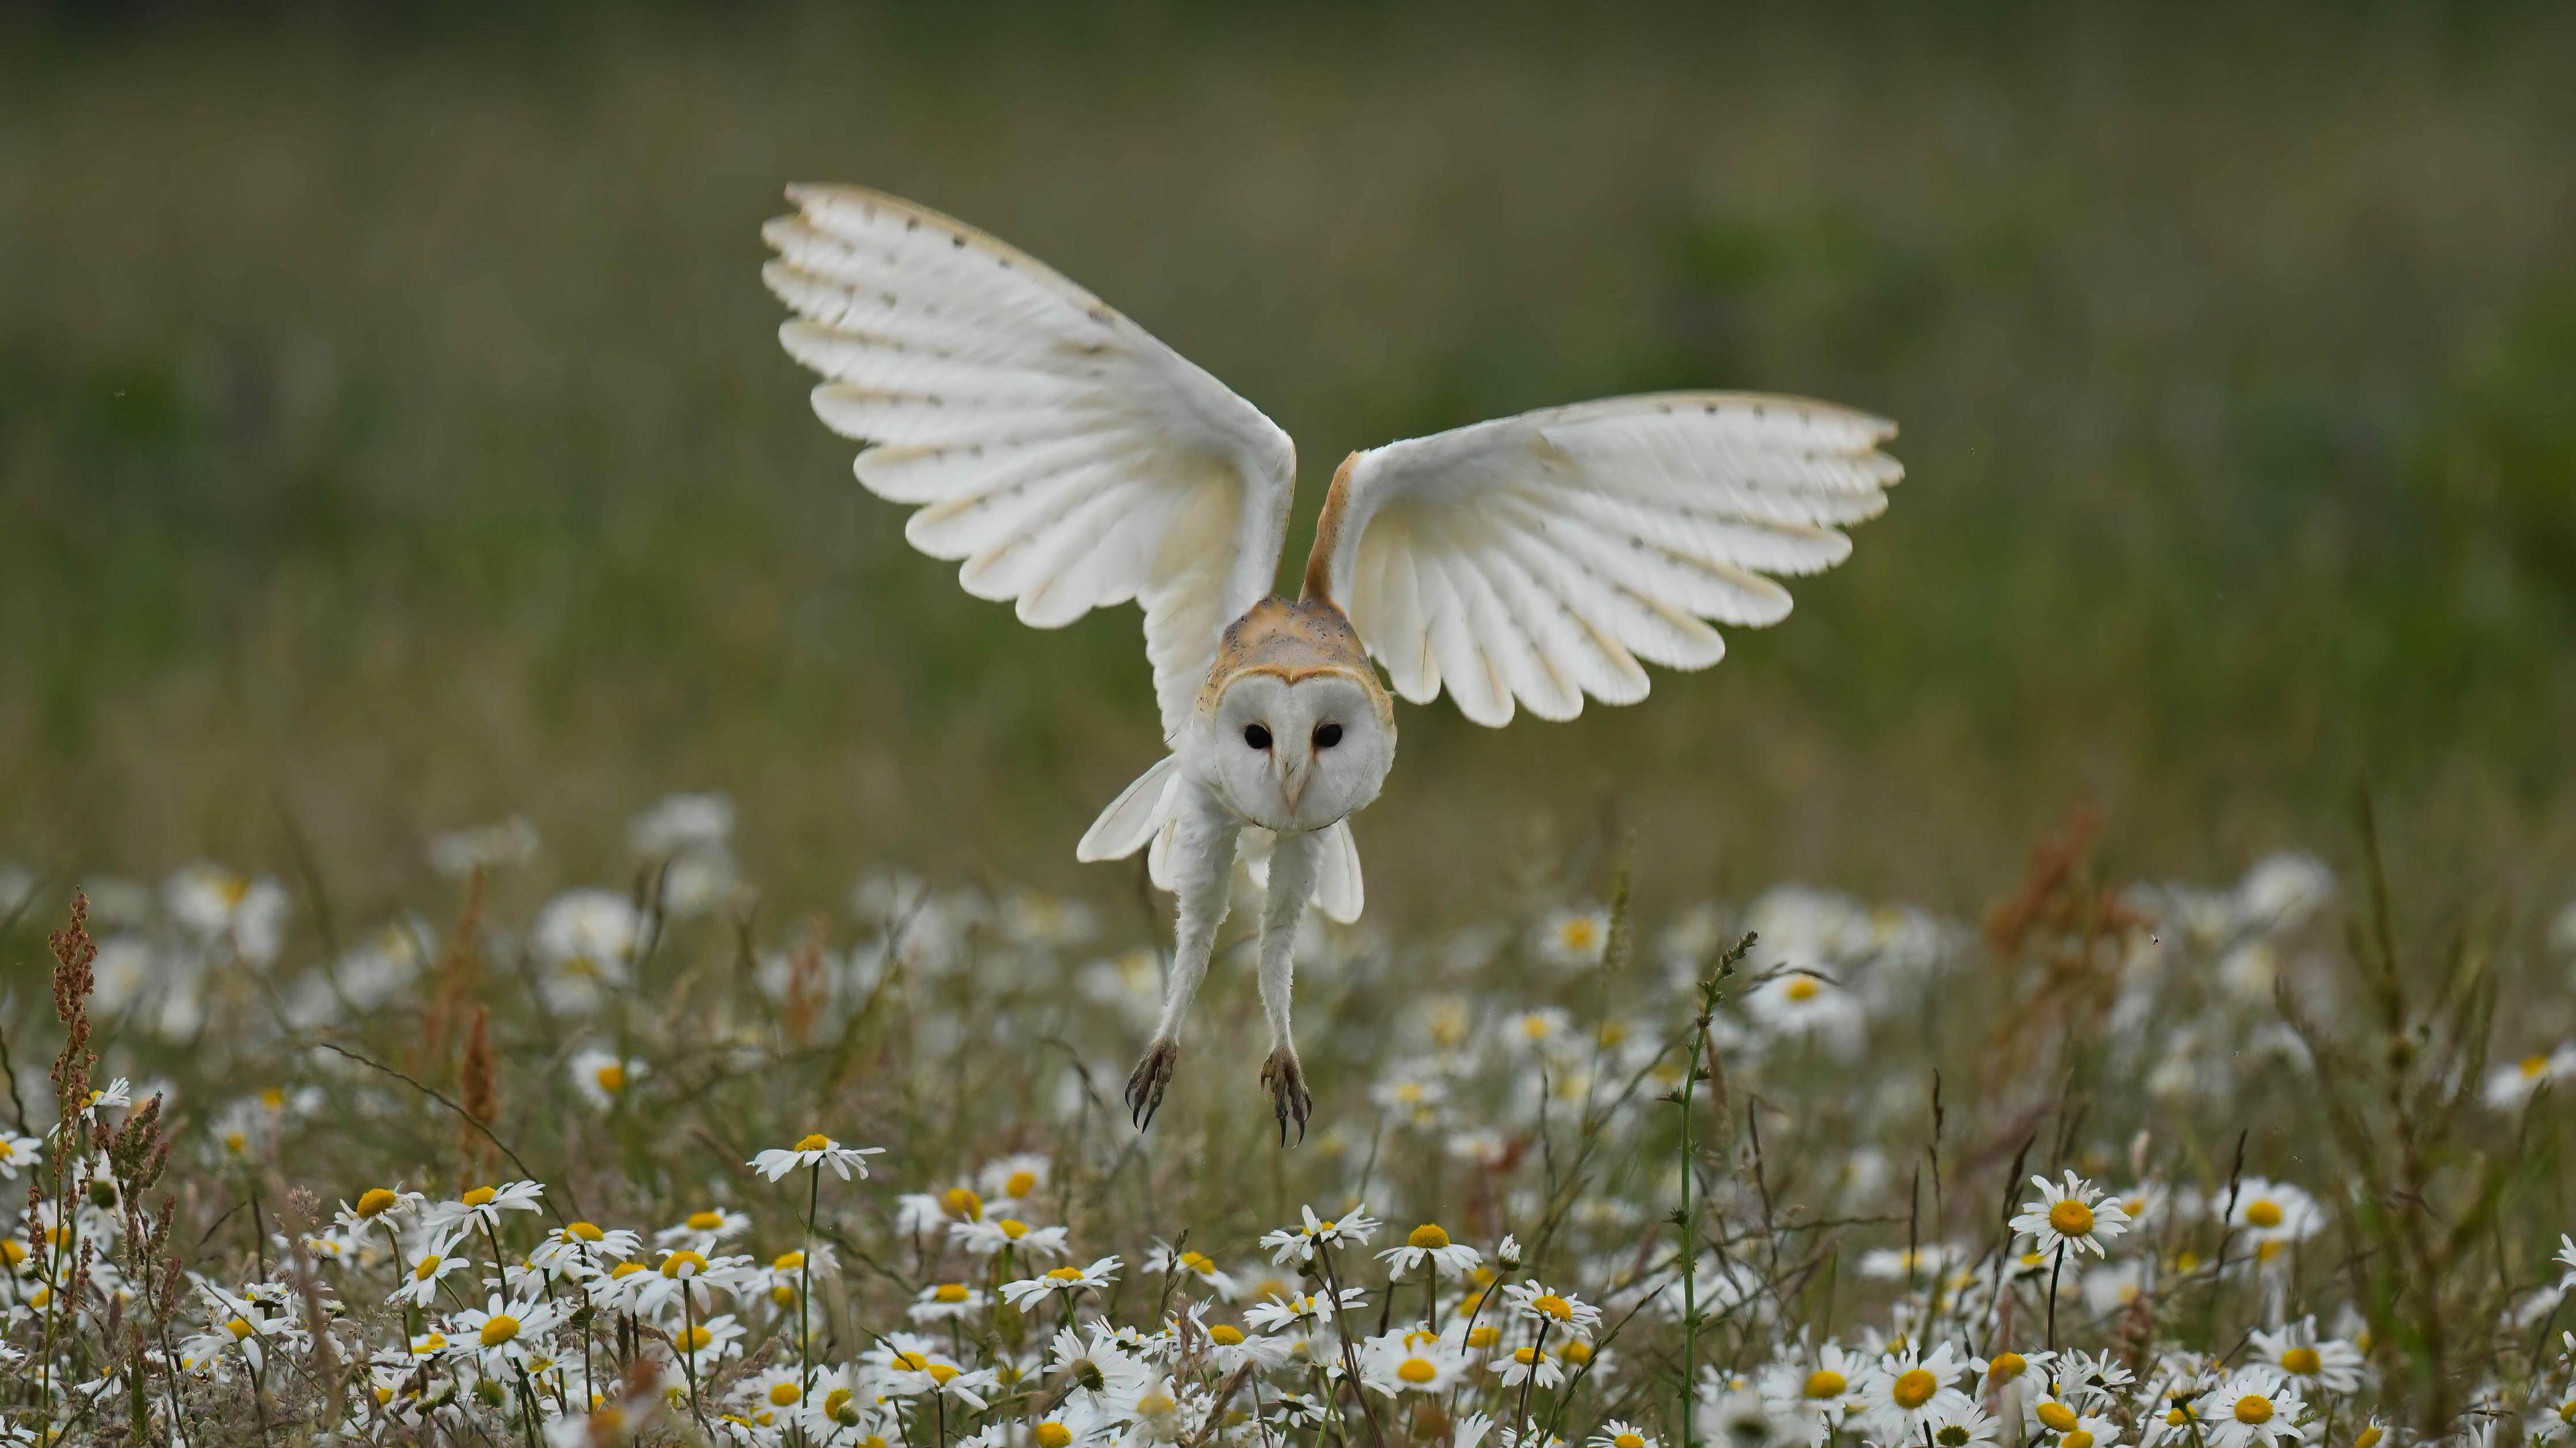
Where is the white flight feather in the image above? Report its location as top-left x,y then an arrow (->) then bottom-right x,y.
765,184 -> 1295,741
1320,392 -> 1896,724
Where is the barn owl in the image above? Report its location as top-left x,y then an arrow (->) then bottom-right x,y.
763,185 -> 1901,1141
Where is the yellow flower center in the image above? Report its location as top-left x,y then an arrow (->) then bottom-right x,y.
1136,1392 -> 1175,1416
1529,1293 -> 1573,1321
1399,1357 -> 1438,1384
1513,1347 -> 1541,1366
769,1382 -> 802,1407
661,1249 -> 708,1277
413,1255 -> 443,1281
2522,1055 -> 2549,1078
894,1351 -> 932,1372
1988,1353 -> 2027,1382
2048,1200 -> 2095,1237
771,1285 -> 796,1306
610,1262 -> 645,1278
2279,1346 -> 2321,1376
1615,1435 -> 1646,1448
1467,1326 -> 1500,1349
1785,977 -> 1821,1003
225,1317 -> 254,1341
677,1325 -> 712,1351
686,1210 -> 724,1231
415,1333 -> 447,1355
1046,1266 -> 1085,1282
2245,1199 -> 2284,1229
1036,1425 -> 1075,1448
1891,1369 -> 1938,1410
460,1186 -> 496,1207
1560,1342 -> 1593,1365
356,1188 -> 398,1219
1005,1170 -> 1039,1197
774,1251 -> 806,1271
2036,1402 -> 2079,1432
2234,1396 -> 2273,1426
1409,1224 -> 1452,1250
1000,1219 -> 1030,1239
2356,1429 -> 2383,1448
1560,920 -> 1599,949
2257,1239 -> 2286,1263
567,1221 -> 606,1242
1209,1325 -> 1244,1345
934,1283 -> 970,1303
944,1187 -> 984,1221
1181,1250 -> 1215,1272
795,1133 -> 832,1152
479,1315 -> 520,1348
2065,1433 -> 2095,1448
927,1363 -> 959,1385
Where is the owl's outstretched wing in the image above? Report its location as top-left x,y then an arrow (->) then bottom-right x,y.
765,185 -> 1297,739
1301,394 -> 1899,727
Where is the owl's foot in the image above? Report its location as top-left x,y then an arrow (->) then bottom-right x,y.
1258,1046 -> 1311,1146
1125,1037 -> 1180,1131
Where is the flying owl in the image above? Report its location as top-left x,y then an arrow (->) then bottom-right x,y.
763,185 -> 1901,1141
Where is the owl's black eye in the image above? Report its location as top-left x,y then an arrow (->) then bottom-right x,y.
1243,724 -> 1272,750
1313,724 -> 1343,749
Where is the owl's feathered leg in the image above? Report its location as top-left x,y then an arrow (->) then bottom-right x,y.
1125,789 -> 1237,1131
1253,828 -> 1324,1145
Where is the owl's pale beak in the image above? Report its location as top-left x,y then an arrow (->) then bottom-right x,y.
1273,748 -> 1309,814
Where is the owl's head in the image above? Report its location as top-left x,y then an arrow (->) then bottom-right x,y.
1200,670 -> 1395,832
1191,598 -> 1397,833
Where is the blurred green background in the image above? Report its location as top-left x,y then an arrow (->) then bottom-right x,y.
4,2 -> 2573,923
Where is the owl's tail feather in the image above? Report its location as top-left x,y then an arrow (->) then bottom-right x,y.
1076,754 -> 1183,864
1236,822 -> 1366,926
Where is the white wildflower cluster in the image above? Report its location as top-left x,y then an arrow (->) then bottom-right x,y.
1,830 -> 2571,1445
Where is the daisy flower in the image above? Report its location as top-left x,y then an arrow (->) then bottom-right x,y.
1857,1342 -> 1972,1443
1200,1321 -> 1293,1376
956,1216 -> 1072,1260
2198,1370 -> 2306,1448
568,1050 -> 643,1111
1244,1287 -> 1367,1333
391,1236 -> 472,1308
1493,1343 -> 1566,1391
1260,1204 -> 1382,1266
528,1221 -> 641,1275
450,1293 -> 560,1370
1759,1343 -> 1868,1447
333,1186 -> 424,1234
653,1207 -> 752,1249
1588,1422 -> 1658,1448
2247,1318 -> 2367,1396
1501,1280 -> 1605,1342
1362,1329 -> 1469,1394
2013,1172 -> 2131,1258
978,1152 -> 1053,1204
910,1282 -> 990,1322
635,1248 -> 749,1317
1146,1240 -> 1241,1299
1533,906 -> 1611,970
1379,1223 -> 1483,1279
750,1133 -> 885,1182
2219,1180 -> 2324,1243
424,1180 -> 545,1232
0,1133 -> 40,1182
1922,1400 -> 2002,1448
999,1256 -> 1121,1308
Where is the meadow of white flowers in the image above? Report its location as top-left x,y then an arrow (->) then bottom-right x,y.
3,797 -> 2574,1447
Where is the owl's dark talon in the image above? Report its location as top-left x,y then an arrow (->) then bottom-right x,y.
1258,1047 -> 1310,1148
1126,1038 -> 1179,1132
